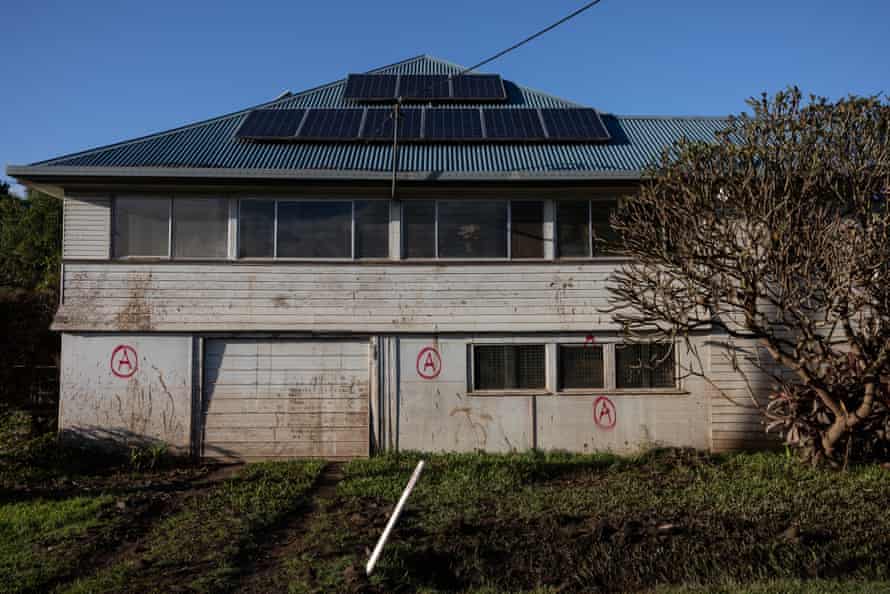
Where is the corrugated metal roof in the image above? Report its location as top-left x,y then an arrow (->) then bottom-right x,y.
19,55 -> 730,180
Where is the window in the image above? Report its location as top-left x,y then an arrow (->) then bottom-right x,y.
277,201 -> 352,258
615,343 -> 675,389
403,200 -> 435,258
591,200 -> 619,255
173,198 -> 228,258
559,345 -> 604,389
403,199 -> 541,260
557,199 -> 620,257
438,201 -> 507,258
557,200 -> 590,257
510,201 -> 545,259
113,197 -> 170,258
238,200 -> 275,258
473,345 -> 546,391
355,200 -> 390,259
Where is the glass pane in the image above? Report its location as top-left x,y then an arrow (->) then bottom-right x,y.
238,200 -> 275,258
173,198 -> 228,258
616,343 -> 675,389
403,200 -> 435,258
557,200 -> 590,257
591,200 -> 620,256
559,345 -> 604,389
511,201 -> 544,259
438,200 -> 507,258
473,345 -> 545,390
649,343 -> 676,388
515,345 -> 546,389
113,197 -> 169,257
277,201 -> 352,258
355,200 -> 389,258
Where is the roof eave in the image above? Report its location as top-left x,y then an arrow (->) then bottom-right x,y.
6,165 -> 644,184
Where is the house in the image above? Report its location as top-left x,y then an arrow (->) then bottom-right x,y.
7,55 -> 772,460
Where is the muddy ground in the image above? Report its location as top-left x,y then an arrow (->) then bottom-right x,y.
3,411 -> 890,594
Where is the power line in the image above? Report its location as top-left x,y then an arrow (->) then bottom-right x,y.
456,0 -> 605,76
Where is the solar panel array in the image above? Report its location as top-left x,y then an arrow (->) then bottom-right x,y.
343,73 -> 507,102
235,107 -> 611,143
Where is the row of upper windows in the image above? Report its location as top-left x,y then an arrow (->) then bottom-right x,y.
110,197 -> 621,260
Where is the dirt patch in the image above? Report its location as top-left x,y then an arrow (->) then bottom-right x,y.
236,463 -> 345,594
42,464 -> 240,592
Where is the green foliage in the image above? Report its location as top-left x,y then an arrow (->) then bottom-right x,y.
0,187 -> 61,293
126,443 -> 168,472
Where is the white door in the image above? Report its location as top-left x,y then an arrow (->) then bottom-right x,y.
202,339 -> 370,461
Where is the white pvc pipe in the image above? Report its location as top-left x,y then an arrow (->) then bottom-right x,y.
365,459 -> 425,576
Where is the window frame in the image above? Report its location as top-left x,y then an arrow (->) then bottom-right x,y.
236,197 -> 391,261
557,343 -> 606,392
401,199 -> 548,261
112,195 -> 173,260
112,195 -> 235,261
555,198 -> 622,260
467,342 -> 551,395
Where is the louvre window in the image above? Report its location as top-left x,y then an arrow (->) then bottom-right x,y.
354,200 -> 390,259
615,343 -> 675,389
238,200 -> 275,258
510,201 -> 545,259
473,345 -> 546,391
277,201 -> 352,258
559,345 -> 605,389
113,197 -> 170,258
173,198 -> 228,259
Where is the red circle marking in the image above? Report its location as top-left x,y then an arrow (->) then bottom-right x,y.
593,396 -> 617,429
416,346 -> 442,380
110,345 -> 138,379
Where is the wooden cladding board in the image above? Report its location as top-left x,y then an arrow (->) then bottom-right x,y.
708,338 -> 781,452
63,196 -> 111,260
56,262 -> 621,332
201,339 -> 370,461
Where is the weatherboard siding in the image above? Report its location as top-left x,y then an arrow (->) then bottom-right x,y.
63,196 -> 111,260
55,262 -> 621,332
707,336 -> 780,451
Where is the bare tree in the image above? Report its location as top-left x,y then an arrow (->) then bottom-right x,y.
607,88 -> 890,464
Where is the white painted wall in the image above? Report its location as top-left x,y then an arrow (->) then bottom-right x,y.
390,335 -> 711,454
59,333 -> 194,452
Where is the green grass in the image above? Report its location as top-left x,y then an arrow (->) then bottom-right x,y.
63,460 -> 324,594
0,495 -> 115,594
282,450 -> 890,593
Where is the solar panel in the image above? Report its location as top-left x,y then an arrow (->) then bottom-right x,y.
424,108 -> 484,141
343,74 -> 398,101
361,108 -> 423,141
398,75 -> 450,101
483,109 -> 545,140
540,108 -> 611,142
452,75 -> 507,101
235,109 -> 305,139
297,109 -> 364,140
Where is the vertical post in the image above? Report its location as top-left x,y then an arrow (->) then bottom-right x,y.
391,101 -> 401,200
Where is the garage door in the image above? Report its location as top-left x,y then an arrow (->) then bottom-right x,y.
202,339 -> 370,461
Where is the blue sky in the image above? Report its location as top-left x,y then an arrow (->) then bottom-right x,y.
2,0 -> 888,194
